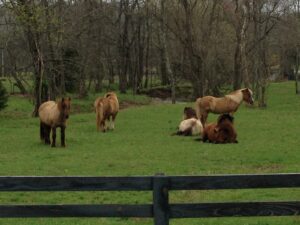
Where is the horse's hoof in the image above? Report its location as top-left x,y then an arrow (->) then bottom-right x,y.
51,144 -> 56,148
61,144 -> 66,148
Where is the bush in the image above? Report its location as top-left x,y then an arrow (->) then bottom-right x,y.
0,81 -> 8,111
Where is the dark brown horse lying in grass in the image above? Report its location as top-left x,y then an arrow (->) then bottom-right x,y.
39,97 -> 71,147
202,114 -> 237,144
195,88 -> 254,126
94,92 -> 119,132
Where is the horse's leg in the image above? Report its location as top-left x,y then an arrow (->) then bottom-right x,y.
100,120 -> 106,132
111,113 -> 117,130
105,116 -> 111,130
201,113 -> 208,127
40,122 -> 45,141
51,127 -> 56,147
183,128 -> 192,136
45,125 -> 51,145
96,113 -> 100,132
61,126 -> 66,147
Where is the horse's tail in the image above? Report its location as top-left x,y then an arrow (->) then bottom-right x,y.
195,98 -> 202,120
96,101 -> 104,131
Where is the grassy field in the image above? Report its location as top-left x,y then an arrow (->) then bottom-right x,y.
0,82 -> 300,225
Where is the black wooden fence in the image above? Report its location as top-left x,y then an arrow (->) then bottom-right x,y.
1,173 -> 300,224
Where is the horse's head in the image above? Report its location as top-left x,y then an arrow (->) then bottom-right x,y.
217,114 -> 234,125
59,97 -> 71,120
183,107 -> 197,119
242,88 -> 254,105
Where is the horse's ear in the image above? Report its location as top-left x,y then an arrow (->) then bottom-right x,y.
61,97 -> 65,102
68,97 -> 71,101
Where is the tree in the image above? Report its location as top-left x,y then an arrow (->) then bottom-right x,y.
157,0 -> 175,102
248,0 -> 282,107
224,0 -> 250,89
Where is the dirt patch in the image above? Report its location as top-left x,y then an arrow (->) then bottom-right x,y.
139,86 -> 194,101
71,100 -> 147,114
255,164 -> 284,172
119,101 -> 146,110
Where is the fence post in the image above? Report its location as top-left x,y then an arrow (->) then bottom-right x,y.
153,174 -> 169,225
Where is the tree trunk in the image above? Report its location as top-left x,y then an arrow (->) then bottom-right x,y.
295,47 -> 300,94
158,0 -> 172,88
233,1 -> 249,90
11,71 -> 27,94
43,0 -> 57,100
118,0 -> 132,94
182,0 -> 203,97
144,1 -> 151,89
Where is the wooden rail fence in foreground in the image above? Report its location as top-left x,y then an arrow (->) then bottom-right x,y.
1,173 -> 300,225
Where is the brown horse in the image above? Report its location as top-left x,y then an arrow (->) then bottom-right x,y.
195,88 -> 254,126
38,97 -> 71,147
94,92 -> 119,132
183,107 -> 197,120
202,114 -> 237,144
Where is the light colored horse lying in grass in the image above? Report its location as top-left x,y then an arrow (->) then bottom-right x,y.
195,88 -> 254,126
94,92 -> 119,132
175,118 -> 203,136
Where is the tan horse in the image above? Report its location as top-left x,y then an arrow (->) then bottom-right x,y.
39,97 -> 71,147
94,92 -> 119,132
195,88 -> 254,126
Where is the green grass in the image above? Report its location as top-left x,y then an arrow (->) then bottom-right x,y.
0,82 -> 300,225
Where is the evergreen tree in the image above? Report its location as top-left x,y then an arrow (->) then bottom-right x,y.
0,81 -> 8,111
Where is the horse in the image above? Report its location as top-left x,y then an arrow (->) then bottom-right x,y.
94,92 -> 119,132
202,114 -> 237,144
195,88 -> 254,126
38,97 -> 71,147
174,118 -> 203,136
183,107 -> 197,120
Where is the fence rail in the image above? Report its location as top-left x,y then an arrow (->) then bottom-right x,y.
1,173 -> 300,224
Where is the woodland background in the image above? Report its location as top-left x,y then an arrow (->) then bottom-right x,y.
0,0 -> 299,115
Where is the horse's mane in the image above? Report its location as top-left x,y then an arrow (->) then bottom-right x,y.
228,88 -> 251,95
56,97 -> 71,121
225,89 -> 244,104
57,98 -> 65,113
105,92 -> 117,98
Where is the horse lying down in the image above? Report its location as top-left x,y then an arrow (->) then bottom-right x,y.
175,118 -> 203,136
202,114 -> 238,144
173,107 -> 203,136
